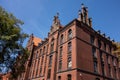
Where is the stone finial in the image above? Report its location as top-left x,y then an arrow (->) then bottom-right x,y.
53,12 -> 60,26
78,4 -> 92,27
78,10 -> 81,21
50,12 -> 61,34
112,39 -> 115,42
97,30 -> 101,34
81,3 -> 84,8
102,33 -> 106,37
88,18 -> 92,27
107,37 -> 110,40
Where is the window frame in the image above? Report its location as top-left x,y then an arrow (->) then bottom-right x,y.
68,29 -> 72,40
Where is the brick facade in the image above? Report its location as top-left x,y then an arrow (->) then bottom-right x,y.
15,5 -> 120,80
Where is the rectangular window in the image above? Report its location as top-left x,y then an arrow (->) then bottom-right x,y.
67,42 -> 72,69
43,57 -> 46,76
60,35 -> 64,44
36,51 -> 39,58
98,40 -> 101,48
50,43 -> 54,53
60,47 -> 63,59
40,67 -> 42,75
68,42 -> 72,53
43,46 -> 46,54
49,55 -> 53,67
94,61 -> 98,73
40,49 -> 42,55
104,43 -> 106,51
41,56 -> 44,65
90,35 -> 95,45
68,74 -> 72,80
67,57 -> 72,69
92,47 -> 97,58
108,64 -> 111,77
106,55 -> 110,64
47,69 -> 51,79
100,52 -> 105,75
109,46 -> 112,53
59,60 -> 62,70
36,68 -> 38,77
102,64 -> 105,75
68,29 -> 72,40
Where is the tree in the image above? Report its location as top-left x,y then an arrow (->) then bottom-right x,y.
0,6 -> 29,78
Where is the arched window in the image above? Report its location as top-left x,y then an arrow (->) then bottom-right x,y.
50,38 -> 54,53
36,51 -> 39,58
60,34 -> 64,44
68,29 -> 72,40
68,57 -> 72,68
67,74 -> 72,80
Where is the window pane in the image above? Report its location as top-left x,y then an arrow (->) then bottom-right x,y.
68,57 -> 72,68
60,35 -> 64,44
94,61 -> 98,73
49,55 -> 53,67
60,47 -> 63,58
68,29 -> 72,40
47,69 -> 51,79
98,40 -> 101,48
59,60 -> 62,70
68,42 -> 72,53
68,74 -> 72,80
90,35 -> 95,44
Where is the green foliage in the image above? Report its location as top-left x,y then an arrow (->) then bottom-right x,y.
10,49 -> 29,79
0,6 -> 29,79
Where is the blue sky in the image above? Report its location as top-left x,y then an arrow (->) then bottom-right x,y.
0,0 -> 120,45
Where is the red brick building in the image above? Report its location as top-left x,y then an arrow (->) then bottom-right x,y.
16,4 -> 120,80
